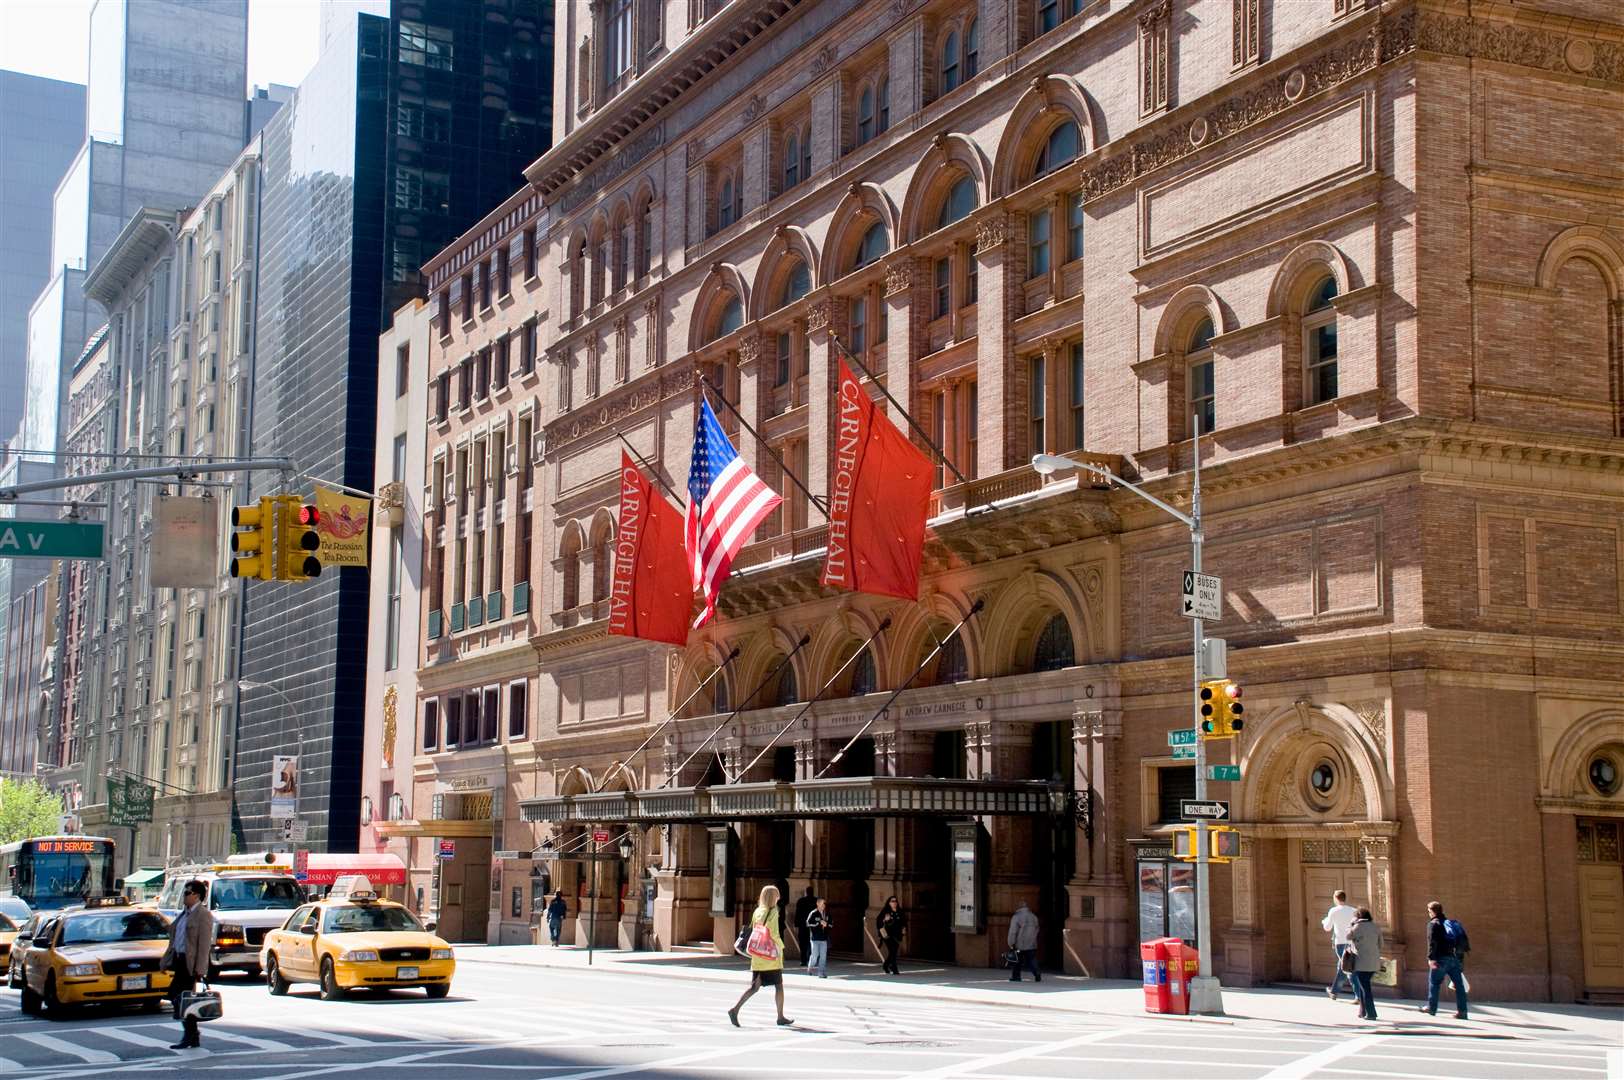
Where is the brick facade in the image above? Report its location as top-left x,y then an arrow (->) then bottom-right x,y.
397,0 -> 1624,999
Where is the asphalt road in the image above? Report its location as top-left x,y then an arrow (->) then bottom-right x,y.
0,955 -> 1615,1079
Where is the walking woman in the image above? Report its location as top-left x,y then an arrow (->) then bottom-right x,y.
1348,907 -> 1383,1020
545,890 -> 568,946
728,885 -> 792,1028
876,895 -> 907,975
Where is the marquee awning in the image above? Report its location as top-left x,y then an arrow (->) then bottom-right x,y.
519,777 -> 1063,825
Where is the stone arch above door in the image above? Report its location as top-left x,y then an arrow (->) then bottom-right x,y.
1238,701 -> 1393,825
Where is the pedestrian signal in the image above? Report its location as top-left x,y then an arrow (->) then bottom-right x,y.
229,497 -> 277,581
279,496 -> 322,581
1173,826 -> 1199,861
1209,826 -> 1241,863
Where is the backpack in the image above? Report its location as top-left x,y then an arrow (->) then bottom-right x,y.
1443,918 -> 1470,955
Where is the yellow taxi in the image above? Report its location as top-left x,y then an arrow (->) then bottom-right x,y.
18,899 -> 173,1016
261,876 -> 453,1000
0,910 -> 21,973
6,913 -> 41,989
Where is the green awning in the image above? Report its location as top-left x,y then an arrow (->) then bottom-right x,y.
122,868 -> 165,886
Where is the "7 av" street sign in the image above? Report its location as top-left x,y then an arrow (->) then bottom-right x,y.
0,520 -> 104,559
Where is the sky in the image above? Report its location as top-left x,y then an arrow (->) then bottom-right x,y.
0,0 -> 328,92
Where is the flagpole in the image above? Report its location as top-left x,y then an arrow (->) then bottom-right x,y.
697,374 -> 829,518
605,645 -> 739,791
665,634 -> 813,786
732,617 -> 892,783
828,334 -> 969,487
615,431 -> 685,508
817,599 -> 983,778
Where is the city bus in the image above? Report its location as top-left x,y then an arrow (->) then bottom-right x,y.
0,836 -> 118,913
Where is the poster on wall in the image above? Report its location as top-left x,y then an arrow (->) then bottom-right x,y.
950,822 -> 982,933
270,755 -> 298,818
708,828 -> 730,916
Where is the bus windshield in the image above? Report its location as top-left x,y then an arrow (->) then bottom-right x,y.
212,878 -> 304,911
8,840 -> 115,910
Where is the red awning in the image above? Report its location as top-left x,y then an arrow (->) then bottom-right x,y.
245,853 -> 408,886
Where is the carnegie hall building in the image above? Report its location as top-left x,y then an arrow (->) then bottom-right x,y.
387,0 -> 1624,1001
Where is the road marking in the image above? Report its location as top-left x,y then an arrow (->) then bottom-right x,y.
11,1033 -> 119,1064
895,1027 -> 1123,1079
202,1028 -> 295,1052
542,1031 -> 849,1080
99,1026 -> 180,1049
1258,1034 -> 1384,1080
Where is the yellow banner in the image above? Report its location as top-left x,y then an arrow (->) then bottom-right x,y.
314,485 -> 372,567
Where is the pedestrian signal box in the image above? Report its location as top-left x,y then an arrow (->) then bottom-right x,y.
1174,825 -> 1242,863
278,497 -> 322,580
229,497 -> 277,581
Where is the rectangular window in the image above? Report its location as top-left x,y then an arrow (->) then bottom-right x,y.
385,528 -> 403,670
494,337 -> 510,390
520,321 -> 537,374
496,247 -> 510,297
1069,342 -> 1085,450
422,700 -> 439,751
1029,210 -> 1051,278
934,257 -> 951,319
444,696 -> 461,746
518,415 -> 534,491
1038,0 -> 1060,34
850,296 -> 867,353
525,226 -> 539,278
1157,765 -> 1197,823
453,535 -> 467,603
932,390 -> 946,490
776,332 -> 791,387
482,687 -> 500,742
461,272 -> 474,321
1067,194 -> 1084,262
435,372 -> 450,422
966,249 -> 979,305
966,380 -> 979,480
1029,354 -> 1046,453
508,681 -> 528,739
475,348 -> 490,400
395,344 -> 410,397
516,511 -> 533,592
479,259 -> 492,309
1189,357 -> 1216,435
471,528 -> 485,599
1306,320 -> 1338,404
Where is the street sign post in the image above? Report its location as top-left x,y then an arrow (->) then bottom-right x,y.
1206,765 -> 1241,782
1167,729 -> 1198,746
1180,799 -> 1231,820
1182,571 -> 1222,621
0,520 -> 105,560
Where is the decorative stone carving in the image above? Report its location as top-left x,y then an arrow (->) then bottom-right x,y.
974,215 -> 1009,253
643,296 -> 661,369
1564,38 -> 1596,74
1352,699 -> 1387,743
1283,68 -> 1307,101
548,365 -> 697,447
810,42 -> 837,77
884,259 -> 913,296
381,685 -> 397,768
737,335 -> 761,367
1137,0 -> 1171,30
1188,117 -> 1209,147
805,300 -> 832,334
375,480 -> 404,510
741,94 -> 765,123
685,137 -> 704,165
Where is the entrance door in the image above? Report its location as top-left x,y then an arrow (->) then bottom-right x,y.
1578,818 -> 1624,992
1301,864 -> 1367,987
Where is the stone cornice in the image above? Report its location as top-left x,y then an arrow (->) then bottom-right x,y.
416,639 -> 537,694
544,363 -> 697,453
1077,1 -> 1624,206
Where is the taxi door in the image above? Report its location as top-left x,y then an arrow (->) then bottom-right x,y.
23,919 -> 59,993
280,906 -> 322,981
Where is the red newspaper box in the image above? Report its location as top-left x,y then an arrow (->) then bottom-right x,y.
1140,938 -> 1172,1013
1164,939 -> 1199,1015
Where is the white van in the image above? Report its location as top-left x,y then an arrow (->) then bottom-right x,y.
156,864 -> 306,977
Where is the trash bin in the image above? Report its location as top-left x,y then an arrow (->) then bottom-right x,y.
1164,938 -> 1199,1015
1140,938 -> 1172,1013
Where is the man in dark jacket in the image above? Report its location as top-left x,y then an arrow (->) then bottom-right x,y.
1420,900 -> 1468,1019
793,887 -> 816,969
161,879 -> 214,1050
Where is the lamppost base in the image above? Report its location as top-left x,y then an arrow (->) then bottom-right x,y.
1187,975 -> 1225,1015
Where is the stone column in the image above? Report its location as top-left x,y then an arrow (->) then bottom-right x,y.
1069,703 -> 1132,976
973,213 -> 1014,478
803,299 -> 839,497
884,257 -> 920,416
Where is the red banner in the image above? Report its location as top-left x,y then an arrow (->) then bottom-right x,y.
609,452 -> 693,646
822,361 -> 933,600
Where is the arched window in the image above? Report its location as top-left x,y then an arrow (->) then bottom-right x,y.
636,196 -> 654,279
592,535 -> 611,602
858,87 -> 876,145
941,31 -> 961,93
774,663 -> 798,707
855,221 -> 888,270
878,78 -> 890,133
778,260 -> 811,308
784,132 -> 800,189
712,671 -> 731,714
569,236 -> 586,318
1033,613 -> 1074,672
965,18 -> 979,77
560,530 -> 582,610
709,295 -> 743,343
937,174 -> 977,230
934,633 -> 969,685
1303,276 -> 1338,405
1187,317 -> 1216,436
799,124 -> 812,181
611,213 -> 629,292
592,228 -> 610,304
718,174 -> 736,229
850,649 -> 877,696
1032,120 -> 1080,180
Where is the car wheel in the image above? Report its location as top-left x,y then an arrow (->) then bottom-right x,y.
319,958 -> 345,1001
266,955 -> 289,996
43,975 -> 65,1018
424,982 -> 450,999
19,982 -> 41,1015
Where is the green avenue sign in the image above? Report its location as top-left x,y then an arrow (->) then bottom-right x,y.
0,520 -> 105,559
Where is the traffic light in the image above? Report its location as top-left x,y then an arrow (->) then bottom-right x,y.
1199,679 -> 1244,738
278,496 -> 322,580
230,497 -> 277,581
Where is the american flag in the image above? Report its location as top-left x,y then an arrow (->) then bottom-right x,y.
686,398 -> 781,628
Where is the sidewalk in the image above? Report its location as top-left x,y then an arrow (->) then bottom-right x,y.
458,943 -> 1621,1044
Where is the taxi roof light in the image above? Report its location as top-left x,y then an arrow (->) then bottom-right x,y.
329,874 -> 378,900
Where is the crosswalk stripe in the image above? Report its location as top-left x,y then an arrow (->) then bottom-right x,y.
201,1027 -> 294,1051
101,1026 -> 181,1049
13,1032 -> 120,1064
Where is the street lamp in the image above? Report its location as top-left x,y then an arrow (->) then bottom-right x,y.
1032,442 -> 1224,1017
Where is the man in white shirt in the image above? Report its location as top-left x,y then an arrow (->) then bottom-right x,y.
1321,890 -> 1358,1000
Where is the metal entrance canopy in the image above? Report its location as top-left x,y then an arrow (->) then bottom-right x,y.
519,777 -> 1063,825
